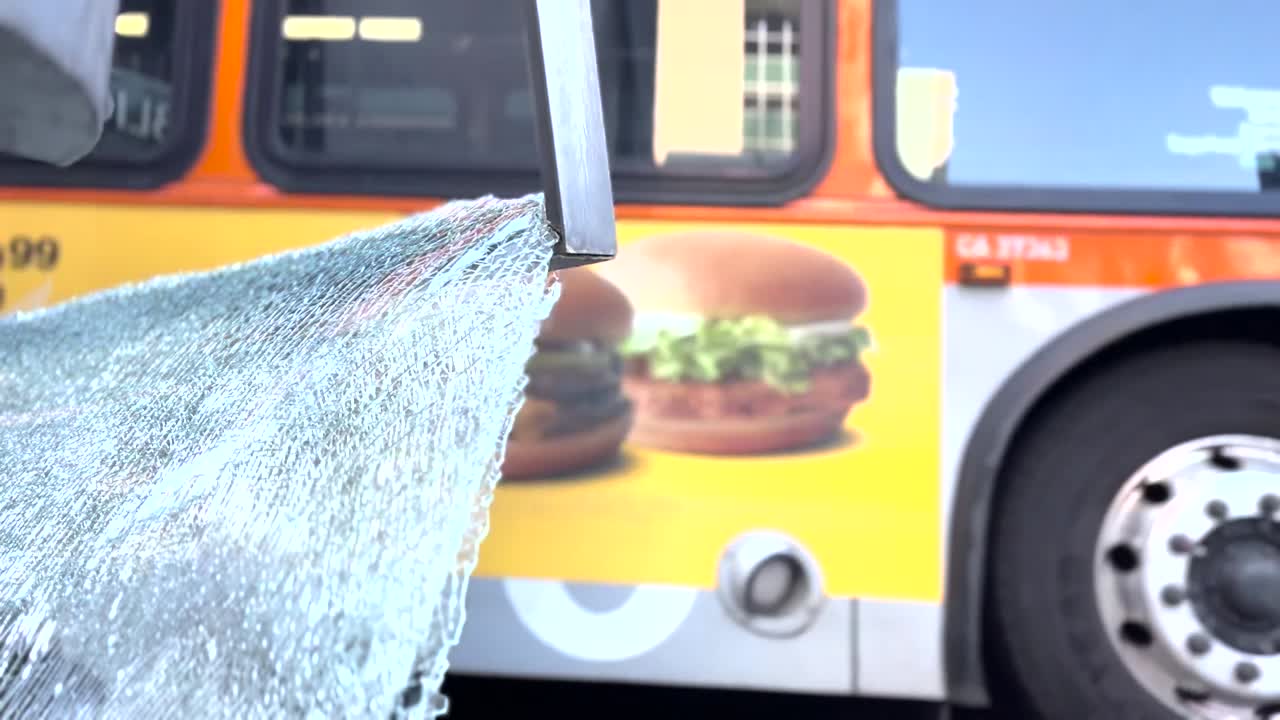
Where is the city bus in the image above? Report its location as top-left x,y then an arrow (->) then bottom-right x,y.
4,1 -> 1280,718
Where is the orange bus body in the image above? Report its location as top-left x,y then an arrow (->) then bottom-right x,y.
7,1 -> 1280,715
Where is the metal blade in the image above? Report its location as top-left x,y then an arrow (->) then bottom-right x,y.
525,0 -> 618,269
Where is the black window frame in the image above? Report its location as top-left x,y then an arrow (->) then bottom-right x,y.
871,0 -> 1280,219
242,0 -> 835,206
0,0 -> 219,191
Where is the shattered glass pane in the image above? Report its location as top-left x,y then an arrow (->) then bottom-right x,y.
0,195 -> 559,718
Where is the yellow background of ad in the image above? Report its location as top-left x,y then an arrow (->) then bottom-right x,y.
0,204 -> 944,602
484,220 -> 944,601
0,203 -> 401,310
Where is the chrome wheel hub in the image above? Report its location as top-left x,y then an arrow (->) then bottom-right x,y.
1096,436 -> 1280,719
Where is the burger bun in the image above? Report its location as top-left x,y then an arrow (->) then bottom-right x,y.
596,231 -> 866,324
542,267 -> 633,345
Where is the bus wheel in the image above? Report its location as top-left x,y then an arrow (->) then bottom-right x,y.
986,341 -> 1280,720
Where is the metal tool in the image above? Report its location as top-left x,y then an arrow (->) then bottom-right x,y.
525,0 -> 619,270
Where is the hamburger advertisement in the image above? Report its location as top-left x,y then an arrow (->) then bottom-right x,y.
597,231 -> 872,456
502,268 -> 635,480
486,221 -> 942,602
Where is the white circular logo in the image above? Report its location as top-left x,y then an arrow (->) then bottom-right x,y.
502,579 -> 699,662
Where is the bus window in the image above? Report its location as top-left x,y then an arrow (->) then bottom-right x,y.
245,0 -> 832,204
880,0 -> 1280,216
0,0 -> 217,189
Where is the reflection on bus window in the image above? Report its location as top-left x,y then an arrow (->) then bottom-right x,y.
96,0 -> 179,163
896,0 -> 1280,194
744,12 -> 800,155
269,0 -> 804,176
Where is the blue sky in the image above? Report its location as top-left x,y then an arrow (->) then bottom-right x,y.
897,1 -> 1279,191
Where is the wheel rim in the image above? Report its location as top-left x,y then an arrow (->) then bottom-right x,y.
1096,435 -> 1280,719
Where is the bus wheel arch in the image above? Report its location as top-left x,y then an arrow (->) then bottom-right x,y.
943,281 -> 1280,708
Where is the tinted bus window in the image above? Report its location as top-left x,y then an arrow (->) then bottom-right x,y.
96,0 -> 183,163
891,0 -> 1280,197
0,0 -> 216,188
247,0 -> 831,202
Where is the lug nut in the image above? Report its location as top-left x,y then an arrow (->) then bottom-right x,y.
1187,633 -> 1212,656
1169,534 -> 1196,555
1235,661 -> 1261,684
1161,586 -> 1185,606
1206,500 -> 1229,521
1262,494 -> 1280,516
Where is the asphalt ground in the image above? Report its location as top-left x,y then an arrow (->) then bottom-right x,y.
440,674 -> 1006,719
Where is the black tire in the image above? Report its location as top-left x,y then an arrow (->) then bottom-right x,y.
984,340 -> 1280,720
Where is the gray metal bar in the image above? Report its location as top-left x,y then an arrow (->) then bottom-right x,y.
525,0 -> 618,269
